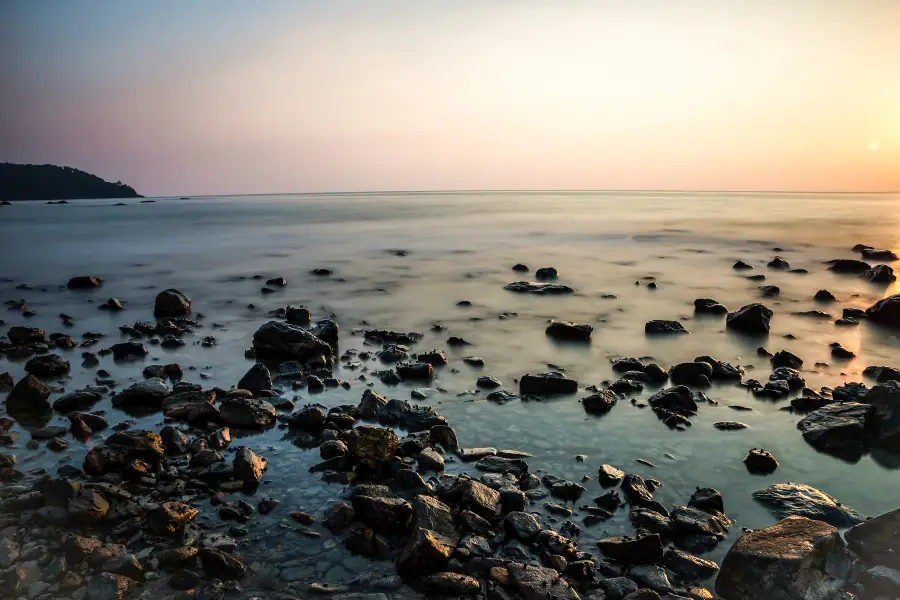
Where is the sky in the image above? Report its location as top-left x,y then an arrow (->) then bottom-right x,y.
1,0 -> 899,195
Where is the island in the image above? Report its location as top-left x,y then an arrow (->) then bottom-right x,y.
0,162 -> 142,201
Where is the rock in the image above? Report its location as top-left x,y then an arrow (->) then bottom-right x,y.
828,258 -> 871,273
866,294 -> 900,328
476,455 -> 528,476
507,562 -> 580,600
233,446 -> 266,485
546,320 -> 593,341
420,572 -> 481,595
715,516 -> 847,600
694,298 -> 728,315
252,321 -> 333,361
111,378 -> 170,409
349,426 -> 398,468
595,464 -> 624,487
714,421 -> 749,431
24,354 -> 70,377
830,343 -> 855,359
832,382 -> 868,402
543,474 -> 585,500
664,548 -> 719,582
237,364 -> 272,395
726,303 -> 773,335
67,276 -> 103,289
758,285 -> 780,297
358,389 -> 388,419
148,502 -> 198,535
861,247 -> 899,260
689,488 -> 724,514
733,260 -> 753,270
752,483 -> 865,526
597,534 -> 663,564
512,263 -> 529,272
744,449 -> 778,474
461,480 -> 502,520
397,530 -> 452,575
504,511 -> 541,540
583,390 -> 618,413
199,548 -> 246,578
669,363 -> 713,387
85,572 -> 133,600
630,564 -> 674,594
863,381 -> 900,447
412,494 -> 459,545
647,386 -> 698,416
797,402 -> 874,458
6,374 -> 51,413
8,326 -> 45,346
352,494 -> 413,534
155,289 -> 191,317
519,372 -> 578,395
285,304 -> 311,325
535,267 -> 559,279
396,362 -> 435,380
864,365 -> 900,382
417,447 -> 444,472
845,507 -> 900,564
771,350 -> 802,370
863,264 -> 896,283
645,320 -> 689,335
671,505 -> 732,539
160,426 -> 189,454
218,397 -> 277,427
54,390 -> 102,411
504,281 -> 574,294
814,289 -> 837,302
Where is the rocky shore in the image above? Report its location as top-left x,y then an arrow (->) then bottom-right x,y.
2,245 -> 900,600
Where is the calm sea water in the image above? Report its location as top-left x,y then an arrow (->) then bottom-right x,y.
2,191 -> 900,593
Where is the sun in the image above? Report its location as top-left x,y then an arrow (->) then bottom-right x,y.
869,141 -> 879,151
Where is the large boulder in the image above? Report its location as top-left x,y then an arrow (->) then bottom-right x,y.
252,321 -> 332,361
725,303 -> 773,335
866,294 -> 900,327
845,507 -> 900,564
863,381 -> 900,448
751,483 -> 865,526
519,372 -> 578,395
715,516 -> 847,600
6,374 -> 51,414
796,402 -> 875,459
218,397 -> 276,428
154,289 -> 191,317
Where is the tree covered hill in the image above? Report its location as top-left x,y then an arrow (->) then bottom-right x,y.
0,162 -> 142,201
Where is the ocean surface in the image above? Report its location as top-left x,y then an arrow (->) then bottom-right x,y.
2,191 -> 900,594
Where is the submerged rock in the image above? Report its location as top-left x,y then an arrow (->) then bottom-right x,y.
863,264 -> 896,283
546,320 -> 593,341
504,281 -> 574,294
583,390 -> 618,413
252,321 -> 332,361
67,276 -> 103,289
751,482 -> 865,526
797,402 -> 874,459
694,298 -> 728,315
715,516 -> 847,600
645,320 -> 689,335
519,371 -> 578,395
866,294 -> 900,328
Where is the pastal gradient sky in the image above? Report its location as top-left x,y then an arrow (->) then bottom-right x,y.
2,0 -> 899,195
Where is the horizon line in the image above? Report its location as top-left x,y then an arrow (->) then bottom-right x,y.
156,188 -> 900,198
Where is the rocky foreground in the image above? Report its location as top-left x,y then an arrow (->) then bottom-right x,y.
2,257 -> 900,600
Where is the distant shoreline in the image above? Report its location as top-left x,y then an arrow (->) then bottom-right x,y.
0,162 -> 142,201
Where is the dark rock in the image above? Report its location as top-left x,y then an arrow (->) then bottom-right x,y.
504,281 -> 574,294
512,263 -> 529,272
669,363 -> 713,387
714,421 -> 749,431
236,364 -> 272,395
694,298 -> 727,315
546,320 -> 593,341
396,362 -> 435,380
598,464 -> 624,486
751,482 -> 865,526
6,374 -> 51,413
715,516 -> 846,600
352,494 -> 413,534
597,534 -> 663,564
535,267 -> 559,280
797,402 -> 874,458
67,276 -> 103,289
829,258 -> 872,273
726,303 -> 773,334
233,446 -> 266,485
733,260 -> 753,270
645,320 -> 689,335
160,426 -> 189,454
358,389 -> 388,419
863,365 -> 900,382
583,390 -> 618,413
199,548 -> 246,578
476,455 -> 528,476
252,320 -> 332,361
862,381 -> 900,448
864,264 -> 897,283
845,507 -> 900,564
689,488 -> 724,514
830,342 -> 855,359
759,285 -> 780,297
24,354 -> 70,377
218,397 -> 277,428
111,378 -> 170,409
349,426 -> 398,468
647,386 -> 698,416
597,577 -> 639,600
85,572 -> 134,600
155,289 -> 191,317
832,382 -> 867,402
397,530 -> 452,575
110,342 -> 148,360
771,350 -> 803,370
866,293 -> 900,328
520,371 -> 578,395
54,390 -> 102,411
7,325 -> 45,345
148,502 -> 198,535
620,473 -> 655,506
285,304 -> 311,325
420,572 -> 481,595
861,247 -> 899,261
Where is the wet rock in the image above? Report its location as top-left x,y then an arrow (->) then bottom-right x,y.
767,256 -> 789,269
828,258 -> 871,274
845,507 -> 900,564
670,505 -> 732,539
715,516 -> 847,600
647,386 -> 698,416
358,389 -> 388,419
54,390 -> 102,411
396,362 -> 435,380
397,530 -> 452,575
546,320 -> 593,341
830,342 -> 855,359
863,381 -> 900,448
67,276 -> 103,289
85,572 -> 134,600
597,577 -> 638,600
504,281 -> 575,294
769,366 -> 805,390
160,426 -> 189,454
797,402 -> 874,458
237,363 -> 272,395
714,421 -> 749,431
743,448 -> 778,474
199,548 -> 246,578
751,482 -> 865,526
111,378 -> 170,409
863,264 -> 896,283
155,289 -> 192,317
543,474 -> 586,500
430,424 -> 459,451
866,294 -> 900,328
417,447 -> 445,472
733,260 -> 753,270
535,267 -> 559,280
421,572 -> 481,595
726,304 -> 773,335
148,502 -> 198,535
814,289 -> 837,302
519,372 -> 578,395
461,480 -> 502,520
645,320 -> 689,335
24,354 -> 70,377
831,382 -> 867,402
349,426 -> 398,468
596,464 -> 624,487
412,494 -> 459,545
285,304 -> 311,325
512,263 -> 529,272
669,363 -> 712,387
476,455 -> 528,476
311,319 -> 339,345
320,439 -> 348,459
694,298 -> 728,315
689,488 -> 724,514
288,404 -> 326,429
621,473 -> 655,506
597,534 -> 663,564
418,349 -> 448,366
583,390 -> 618,413
663,548 -> 719,582
252,320 -> 333,361
507,562 -> 581,600
771,350 -> 802,370
233,446 -> 267,485
6,374 -> 51,414
352,494 -> 413,534
863,365 -> 900,382
758,285 -> 780,297
218,397 -> 277,428
7,325 -> 45,345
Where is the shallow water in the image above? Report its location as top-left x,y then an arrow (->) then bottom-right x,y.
2,191 -> 900,594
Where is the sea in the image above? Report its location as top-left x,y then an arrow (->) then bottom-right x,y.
1,191 -> 899,594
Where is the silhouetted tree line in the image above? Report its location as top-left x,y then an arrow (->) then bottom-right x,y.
0,162 -> 141,201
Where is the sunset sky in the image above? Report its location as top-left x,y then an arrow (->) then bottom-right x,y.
2,0 -> 898,195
